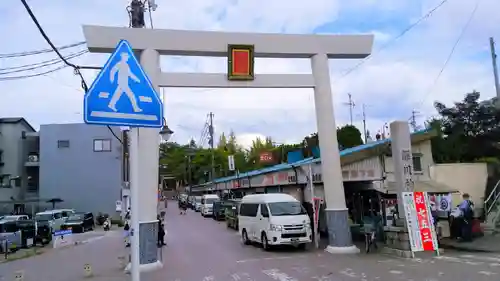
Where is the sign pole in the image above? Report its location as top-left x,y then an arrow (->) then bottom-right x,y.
130,128 -> 141,281
308,163 -> 319,249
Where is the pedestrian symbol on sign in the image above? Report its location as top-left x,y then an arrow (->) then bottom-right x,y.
107,52 -> 142,113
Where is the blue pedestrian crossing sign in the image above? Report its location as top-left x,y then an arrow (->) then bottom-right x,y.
84,40 -> 163,128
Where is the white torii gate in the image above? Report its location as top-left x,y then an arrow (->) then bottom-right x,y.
82,25 -> 373,270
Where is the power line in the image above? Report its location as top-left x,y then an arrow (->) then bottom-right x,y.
0,50 -> 88,75
336,0 -> 450,80
0,65 -> 69,81
19,0 -> 122,145
198,124 -> 209,147
416,0 -> 482,109
0,41 -> 85,58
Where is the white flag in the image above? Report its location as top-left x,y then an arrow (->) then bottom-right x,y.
228,155 -> 235,171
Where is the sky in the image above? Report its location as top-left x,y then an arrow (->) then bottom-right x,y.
0,0 -> 499,148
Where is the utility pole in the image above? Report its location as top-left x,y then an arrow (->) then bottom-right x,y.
129,0 -> 145,28
362,104 -> 368,143
490,37 -> 500,108
410,110 -> 420,132
208,112 -> 216,181
343,93 -> 355,125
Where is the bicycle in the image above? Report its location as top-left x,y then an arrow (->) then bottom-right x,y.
364,229 -> 378,253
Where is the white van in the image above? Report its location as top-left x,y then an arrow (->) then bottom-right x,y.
35,209 -> 75,232
239,194 -> 312,250
200,194 -> 220,217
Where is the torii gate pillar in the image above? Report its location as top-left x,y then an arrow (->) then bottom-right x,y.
83,25 -> 374,257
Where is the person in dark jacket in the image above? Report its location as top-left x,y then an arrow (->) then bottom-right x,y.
458,193 -> 474,242
157,215 -> 166,247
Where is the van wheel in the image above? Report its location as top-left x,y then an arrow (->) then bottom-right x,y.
261,233 -> 271,251
241,229 -> 250,245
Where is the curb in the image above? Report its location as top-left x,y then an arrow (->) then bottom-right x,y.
438,243 -> 496,253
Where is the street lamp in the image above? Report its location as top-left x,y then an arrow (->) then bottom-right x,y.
159,118 -> 174,143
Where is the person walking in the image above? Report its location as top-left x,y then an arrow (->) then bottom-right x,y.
458,193 -> 474,242
157,214 -> 166,247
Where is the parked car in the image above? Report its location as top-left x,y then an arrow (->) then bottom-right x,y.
0,215 -> 29,222
35,209 -> 75,232
61,212 -> 94,233
15,220 -> 36,248
212,201 -> 225,221
225,199 -> 241,230
0,220 -> 22,253
194,196 -> 202,212
239,194 -> 312,250
201,194 -> 219,217
33,219 -> 52,246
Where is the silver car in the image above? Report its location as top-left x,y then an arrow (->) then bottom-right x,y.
0,220 -> 22,252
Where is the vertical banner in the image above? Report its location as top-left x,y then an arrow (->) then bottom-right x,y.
402,192 -> 422,252
228,155 -> 235,171
418,192 -> 440,252
402,192 -> 439,253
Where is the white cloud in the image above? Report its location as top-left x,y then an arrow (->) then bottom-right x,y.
1,0 -> 500,145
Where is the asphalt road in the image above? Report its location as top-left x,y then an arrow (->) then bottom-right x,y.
144,204 -> 500,281
2,204 -> 500,281
0,229 -> 127,281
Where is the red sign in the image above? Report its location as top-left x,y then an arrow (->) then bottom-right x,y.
227,44 -> 254,81
413,191 -> 435,251
232,180 -> 240,189
259,151 -> 274,163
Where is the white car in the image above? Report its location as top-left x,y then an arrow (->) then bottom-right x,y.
200,194 -> 219,217
239,193 -> 312,251
35,209 -> 75,232
0,215 -> 29,222
194,196 -> 202,212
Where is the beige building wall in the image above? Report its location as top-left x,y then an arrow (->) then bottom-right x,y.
383,140 -> 434,182
429,163 -> 488,209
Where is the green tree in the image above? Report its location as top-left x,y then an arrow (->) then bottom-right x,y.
337,125 -> 364,148
432,91 -> 500,162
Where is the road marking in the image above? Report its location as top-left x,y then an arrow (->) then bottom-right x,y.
236,255 -> 307,263
460,254 -> 500,263
231,272 -> 255,281
202,276 -> 214,281
478,271 -> 497,276
262,269 -> 298,281
81,235 -> 106,244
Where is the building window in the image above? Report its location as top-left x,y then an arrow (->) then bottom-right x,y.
94,139 -> 112,152
57,140 -> 70,148
412,154 -> 423,172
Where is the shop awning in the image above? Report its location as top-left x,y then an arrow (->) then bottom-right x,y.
384,180 -> 459,194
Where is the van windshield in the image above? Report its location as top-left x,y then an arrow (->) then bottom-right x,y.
195,197 -> 202,203
268,202 -> 307,216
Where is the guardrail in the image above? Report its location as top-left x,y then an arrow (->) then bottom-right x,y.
485,179 -> 500,217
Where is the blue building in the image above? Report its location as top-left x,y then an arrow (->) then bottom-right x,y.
38,123 -> 124,216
